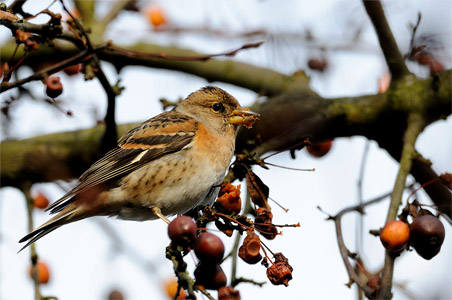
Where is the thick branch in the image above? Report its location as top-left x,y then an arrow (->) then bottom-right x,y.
0,40 -> 308,96
363,0 -> 410,80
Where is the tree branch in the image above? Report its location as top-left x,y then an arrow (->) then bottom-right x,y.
363,0 -> 410,81
380,112 -> 426,299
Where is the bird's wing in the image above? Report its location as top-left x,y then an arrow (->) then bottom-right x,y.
46,111 -> 198,213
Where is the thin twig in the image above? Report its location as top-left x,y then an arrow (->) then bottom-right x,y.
0,44 -> 109,93
330,187 -> 413,299
21,183 -> 42,300
380,112 -> 425,299
362,0 -> 410,81
60,0 -> 118,150
107,41 -> 264,61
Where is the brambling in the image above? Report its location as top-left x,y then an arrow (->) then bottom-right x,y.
19,86 -> 259,251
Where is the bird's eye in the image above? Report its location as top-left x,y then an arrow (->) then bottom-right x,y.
212,103 -> 224,112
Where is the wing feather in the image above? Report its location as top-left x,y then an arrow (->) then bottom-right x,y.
46,111 -> 198,213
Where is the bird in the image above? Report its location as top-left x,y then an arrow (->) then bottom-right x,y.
19,86 -> 259,251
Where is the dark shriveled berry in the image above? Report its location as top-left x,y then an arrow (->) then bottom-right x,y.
218,286 -> 241,300
194,232 -> 225,263
194,264 -> 227,290
266,262 -> 293,287
167,216 -> 197,248
266,253 -> 293,286
410,215 -> 445,260
238,231 -> 262,264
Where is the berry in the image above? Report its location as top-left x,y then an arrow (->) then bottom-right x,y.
194,264 -> 227,290
194,232 -> 225,263
379,220 -> 410,252
238,231 -> 262,264
410,215 -> 445,260
218,286 -> 241,300
33,192 -> 49,209
146,5 -> 167,27
266,262 -> 293,287
63,63 -> 82,76
366,276 -> 381,290
266,253 -> 293,286
216,183 -> 242,214
28,261 -> 50,284
107,290 -> 124,300
255,208 -> 278,240
167,216 -> 197,248
164,278 -> 187,299
306,140 -> 333,158
307,58 -> 328,72
45,76 -> 63,98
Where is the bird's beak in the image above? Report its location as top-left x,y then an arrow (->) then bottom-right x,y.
229,107 -> 260,128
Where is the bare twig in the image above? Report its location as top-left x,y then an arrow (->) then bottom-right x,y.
107,41 -> 264,61
60,0 -> 119,150
21,183 -> 42,300
329,186 -> 413,299
362,0 -> 410,81
0,44 -> 110,93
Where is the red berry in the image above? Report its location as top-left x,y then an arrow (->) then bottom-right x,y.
107,290 -> 124,300
410,215 -> 445,260
63,63 -> 82,76
307,58 -> 328,72
194,264 -> 227,290
45,76 -> 63,98
306,140 -> 333,158
194,232 -> 225,263
168,216 -> 197,248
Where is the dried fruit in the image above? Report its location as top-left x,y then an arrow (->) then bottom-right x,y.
45,76 -> 63,98
218,286 -> 241,300
164,278 -> 187,299
255,207 -> 278,240
194,264 -> 227,290
167,216 -> 197,248
238,231 -> 262,264
216,183 -> 242,214
379,220 -> 410,252
266,253 -> 293,286
266,262 -> 292,286
410,215 -> 445,260
194,232 -> 224,263
28,261 -> 50,284
33,192 -> 49,209
306,140 -> 333,158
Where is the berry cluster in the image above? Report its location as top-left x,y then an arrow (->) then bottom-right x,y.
379,201 -> 446,260
166,176 -> 299,298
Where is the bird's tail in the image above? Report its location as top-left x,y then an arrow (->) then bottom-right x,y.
18,205 -> 83,253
